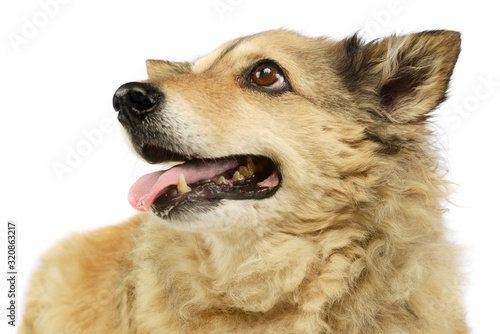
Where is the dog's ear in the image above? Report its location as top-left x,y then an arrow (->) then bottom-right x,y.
146,60 -> 192,79
337,30 -> 461,123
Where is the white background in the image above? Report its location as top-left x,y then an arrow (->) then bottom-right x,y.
1,0 -> 499,333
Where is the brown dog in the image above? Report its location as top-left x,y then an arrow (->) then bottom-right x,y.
20,29 -> 468,333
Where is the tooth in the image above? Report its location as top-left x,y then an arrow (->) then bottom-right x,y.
246,157 -> 257,174
231,170 -> 244,181
177,173 -> 192,193
217,176 -> 228,184
239,157 -> 256,177
239,166 -> 253,177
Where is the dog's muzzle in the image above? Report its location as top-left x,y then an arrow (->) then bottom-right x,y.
113,82 -> 163,128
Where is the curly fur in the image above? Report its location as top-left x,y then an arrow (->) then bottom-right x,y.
20,30 -> 468,333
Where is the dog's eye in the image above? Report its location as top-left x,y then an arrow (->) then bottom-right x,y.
251,63 -> 285,89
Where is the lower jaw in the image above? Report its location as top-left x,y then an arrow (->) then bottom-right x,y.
150,180 -> 280,220
151,199 -> 221,221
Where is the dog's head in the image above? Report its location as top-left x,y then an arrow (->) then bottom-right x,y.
113,29 -> 460,233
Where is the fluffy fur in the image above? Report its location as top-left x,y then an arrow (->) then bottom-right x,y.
20,30 -> 468,333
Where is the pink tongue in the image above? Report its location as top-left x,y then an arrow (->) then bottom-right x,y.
128,158 -> 240,212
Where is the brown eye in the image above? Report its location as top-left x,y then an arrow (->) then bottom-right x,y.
245,61 -> 288,92
252,64 -> 280,86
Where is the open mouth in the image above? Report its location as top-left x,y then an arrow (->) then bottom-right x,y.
128,144 -> 281,215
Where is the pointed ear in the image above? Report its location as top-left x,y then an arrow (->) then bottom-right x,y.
145,60 -> 192,79
338,30 -> 461,123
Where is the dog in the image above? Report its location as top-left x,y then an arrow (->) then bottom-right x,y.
20,29 -> 468,333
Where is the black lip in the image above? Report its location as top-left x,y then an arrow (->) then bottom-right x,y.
140,144 -> 188,164
151,175 -> 281,220
151,176 -> 280,215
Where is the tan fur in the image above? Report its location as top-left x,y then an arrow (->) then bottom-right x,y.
20,30 -> 469,333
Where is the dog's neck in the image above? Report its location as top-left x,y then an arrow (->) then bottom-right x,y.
130,214 -> 366,323
131,218 -> 332,317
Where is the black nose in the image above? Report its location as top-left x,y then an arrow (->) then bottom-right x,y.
113,82 -> 162,127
